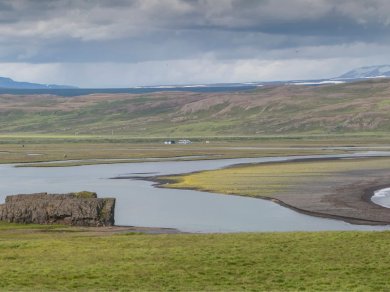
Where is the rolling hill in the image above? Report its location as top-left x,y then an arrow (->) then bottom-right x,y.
0,78 -> 389,137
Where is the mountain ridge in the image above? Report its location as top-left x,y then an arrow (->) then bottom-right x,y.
337,65 -> 390,79
1,64 -> 389,90
0,76 -> 77,89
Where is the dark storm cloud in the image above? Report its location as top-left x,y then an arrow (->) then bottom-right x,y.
0,0 -> 389,63
0,0 -> 389,87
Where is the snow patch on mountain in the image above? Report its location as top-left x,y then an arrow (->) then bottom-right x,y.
338,65 -> 390,79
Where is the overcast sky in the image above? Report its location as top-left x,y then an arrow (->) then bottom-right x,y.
0,0 -> 389,87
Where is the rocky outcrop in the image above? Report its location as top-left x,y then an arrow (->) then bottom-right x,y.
0,192 -> 115,226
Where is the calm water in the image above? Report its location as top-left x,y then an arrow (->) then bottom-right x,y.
372,188 -> 390,208
1,153 -> 390,233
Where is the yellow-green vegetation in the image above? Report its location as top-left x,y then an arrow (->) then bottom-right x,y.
0,223 -> 389,291
162,157 -> 390,197
72,191 -> 97,198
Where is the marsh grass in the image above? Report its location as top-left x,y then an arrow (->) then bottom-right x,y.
162,157 -> 390,197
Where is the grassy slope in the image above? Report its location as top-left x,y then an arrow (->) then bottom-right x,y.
0,223 -> 389,291
0,79 -> 390,137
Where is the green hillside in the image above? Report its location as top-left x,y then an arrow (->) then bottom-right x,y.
1,79 -> 390,137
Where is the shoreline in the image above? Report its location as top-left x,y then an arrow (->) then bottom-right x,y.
144,156 -> 390,227
151,178 -> 390,227
272,184 -> 390,226
80,225 -> 185,234
368,186 -> 390,208
362,184 -> 390,206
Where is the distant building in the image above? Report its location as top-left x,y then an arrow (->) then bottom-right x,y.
164,140 -> 176,145
178,139 -> 192,144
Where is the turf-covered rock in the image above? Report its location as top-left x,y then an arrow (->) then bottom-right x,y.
0,192 -> 115,226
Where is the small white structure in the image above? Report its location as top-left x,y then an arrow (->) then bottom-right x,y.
178,139 -> 192,144
164,140 -> 175,145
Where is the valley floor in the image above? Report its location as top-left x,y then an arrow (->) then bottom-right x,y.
1,136 -> 390,290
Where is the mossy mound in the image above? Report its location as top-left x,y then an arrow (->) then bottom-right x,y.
72,191 -> 97,199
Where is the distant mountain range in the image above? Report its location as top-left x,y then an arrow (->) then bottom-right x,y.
140,65 -> 390,88
0,65 -> 389,90
337,65 -> 390,79
0,77 -> 76,89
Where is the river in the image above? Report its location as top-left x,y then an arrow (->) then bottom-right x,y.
1,152 -> 390,233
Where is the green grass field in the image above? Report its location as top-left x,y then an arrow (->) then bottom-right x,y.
1,133 -> 390,166
0,223 -> 389,291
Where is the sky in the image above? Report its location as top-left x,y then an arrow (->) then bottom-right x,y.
0,0 -> 389,88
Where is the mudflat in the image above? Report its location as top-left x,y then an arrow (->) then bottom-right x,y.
271,172 -> 390,225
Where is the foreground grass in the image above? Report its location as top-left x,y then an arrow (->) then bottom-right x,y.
0,223 -> 389,290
